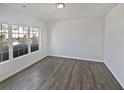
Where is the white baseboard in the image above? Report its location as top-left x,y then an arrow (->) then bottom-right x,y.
105,61 -> 124,89
49,54 -> 104,63
50,54 -> 124,88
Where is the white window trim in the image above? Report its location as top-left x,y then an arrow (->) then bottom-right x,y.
8,24 -> 13,61
0,23 -> 41,64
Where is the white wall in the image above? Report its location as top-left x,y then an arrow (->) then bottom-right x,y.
1,4 -> 124,89
105,4 -> 124,88
0,5 -> 48,81
48,17 -> 105,62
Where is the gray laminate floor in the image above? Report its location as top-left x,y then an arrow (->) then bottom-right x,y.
0,56 -> 123,90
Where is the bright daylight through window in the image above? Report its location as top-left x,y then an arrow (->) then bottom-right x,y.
0,24 -> 39,62
12,25 -> 29,58
30,28 -> 39,52
0,24 -> 9,62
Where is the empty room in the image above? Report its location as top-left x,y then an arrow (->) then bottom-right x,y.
0,2 -> 124,90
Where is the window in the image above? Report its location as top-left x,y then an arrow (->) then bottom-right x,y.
30,28 -> 39,52
0,24 -> 9,62
12,25 -> 28,58
0,24 -> 40,63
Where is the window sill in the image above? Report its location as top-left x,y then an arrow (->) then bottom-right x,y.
0,50 -> 41,65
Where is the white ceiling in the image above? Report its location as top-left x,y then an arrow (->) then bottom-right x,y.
4,3 -> 117,21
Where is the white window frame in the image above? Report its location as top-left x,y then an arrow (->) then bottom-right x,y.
29,27 -> 40,53
0,23 -> 41,63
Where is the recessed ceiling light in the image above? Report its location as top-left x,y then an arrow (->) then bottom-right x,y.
56,3 -> 65,9
22,5 -> 26,8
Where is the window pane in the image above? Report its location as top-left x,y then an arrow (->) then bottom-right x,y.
2,42 -> 8,50
24,26 -> 28,33
23,47 -> 28,54
2,52 -> 9,61
13,42 -> 19,58
18,34 -> 24,43
12,34 -> 18,41
12,30 -> 18,34
2,24 -> 8,29
31,35 -> 38,44
2,29 -> 8,33
23,34 -> 28,44
12,25 -> 28,58
19,26 -> 23,33
30,28 -> 39,52
13,49 -> 19,58
0,24 -> 9,62
36,32 -> 38,37
12,25 -> 18,30
1,33 -> 8,42
13,42 -> 19,49
19,46 -> 24,56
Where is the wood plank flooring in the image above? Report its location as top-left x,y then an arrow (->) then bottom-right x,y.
0,56 -> 123,90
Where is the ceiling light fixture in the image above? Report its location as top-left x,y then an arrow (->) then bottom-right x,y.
56,3 -> 65,9
22,5 -> 26,8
